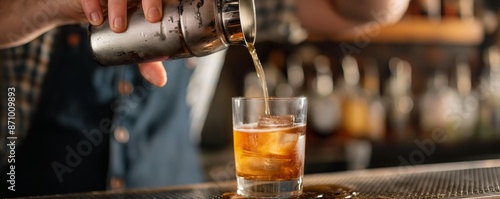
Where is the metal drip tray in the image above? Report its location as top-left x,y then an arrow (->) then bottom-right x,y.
25,160 -> 500,199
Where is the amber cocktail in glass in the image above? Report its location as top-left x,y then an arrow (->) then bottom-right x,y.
232,97 -> 307,198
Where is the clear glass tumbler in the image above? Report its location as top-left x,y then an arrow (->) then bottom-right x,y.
232,97 -> 307,198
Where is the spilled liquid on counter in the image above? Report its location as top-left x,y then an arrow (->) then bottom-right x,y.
221,184 -> 359,199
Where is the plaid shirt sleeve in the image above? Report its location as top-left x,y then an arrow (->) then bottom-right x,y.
0,30 -> 58,166
255,0 -> 308,44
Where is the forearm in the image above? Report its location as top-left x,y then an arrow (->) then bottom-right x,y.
0,0 -> 79,49
297,0 -> 409,37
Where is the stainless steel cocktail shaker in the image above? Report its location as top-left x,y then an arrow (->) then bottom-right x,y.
89,0 -> 256,66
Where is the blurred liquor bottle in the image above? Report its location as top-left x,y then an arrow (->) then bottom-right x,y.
407,0 -> 473,20
405,0 -> 425,17
309,55 -> 341,137
362,58 -> 386,142
385,58 -> 415,142
443,0 -> 474,20
419,69 -> 462,141
284,54 -> 306,97
339,56 -> 369,139
442,0 -> 459,18
477,46 -> 500,140
451,58 -> 479,141
423,0 -> 442,22
406,0 -> 441,20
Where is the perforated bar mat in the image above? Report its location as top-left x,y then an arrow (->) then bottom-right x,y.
23,160 -> 500,199
305,166 -> 500,198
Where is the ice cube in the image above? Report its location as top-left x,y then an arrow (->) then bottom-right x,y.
258,134 -> 282,155
257,115 -> 294,128
244,155 -> 292,175
277,133 -> 299,154
279,131 -> 298,144
258,131 -> 299,156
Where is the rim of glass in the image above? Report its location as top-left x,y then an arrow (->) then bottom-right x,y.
232,97 -> 307,101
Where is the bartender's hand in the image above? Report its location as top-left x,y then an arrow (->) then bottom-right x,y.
79,0 -> 167,87
0,0 -> 168,87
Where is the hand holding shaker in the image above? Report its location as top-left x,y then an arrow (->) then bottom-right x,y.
89,0 -> 256,66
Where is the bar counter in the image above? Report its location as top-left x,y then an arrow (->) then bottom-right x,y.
23,159 -> 500,199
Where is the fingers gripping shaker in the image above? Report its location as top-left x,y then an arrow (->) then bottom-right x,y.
89,0 -> 256,66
